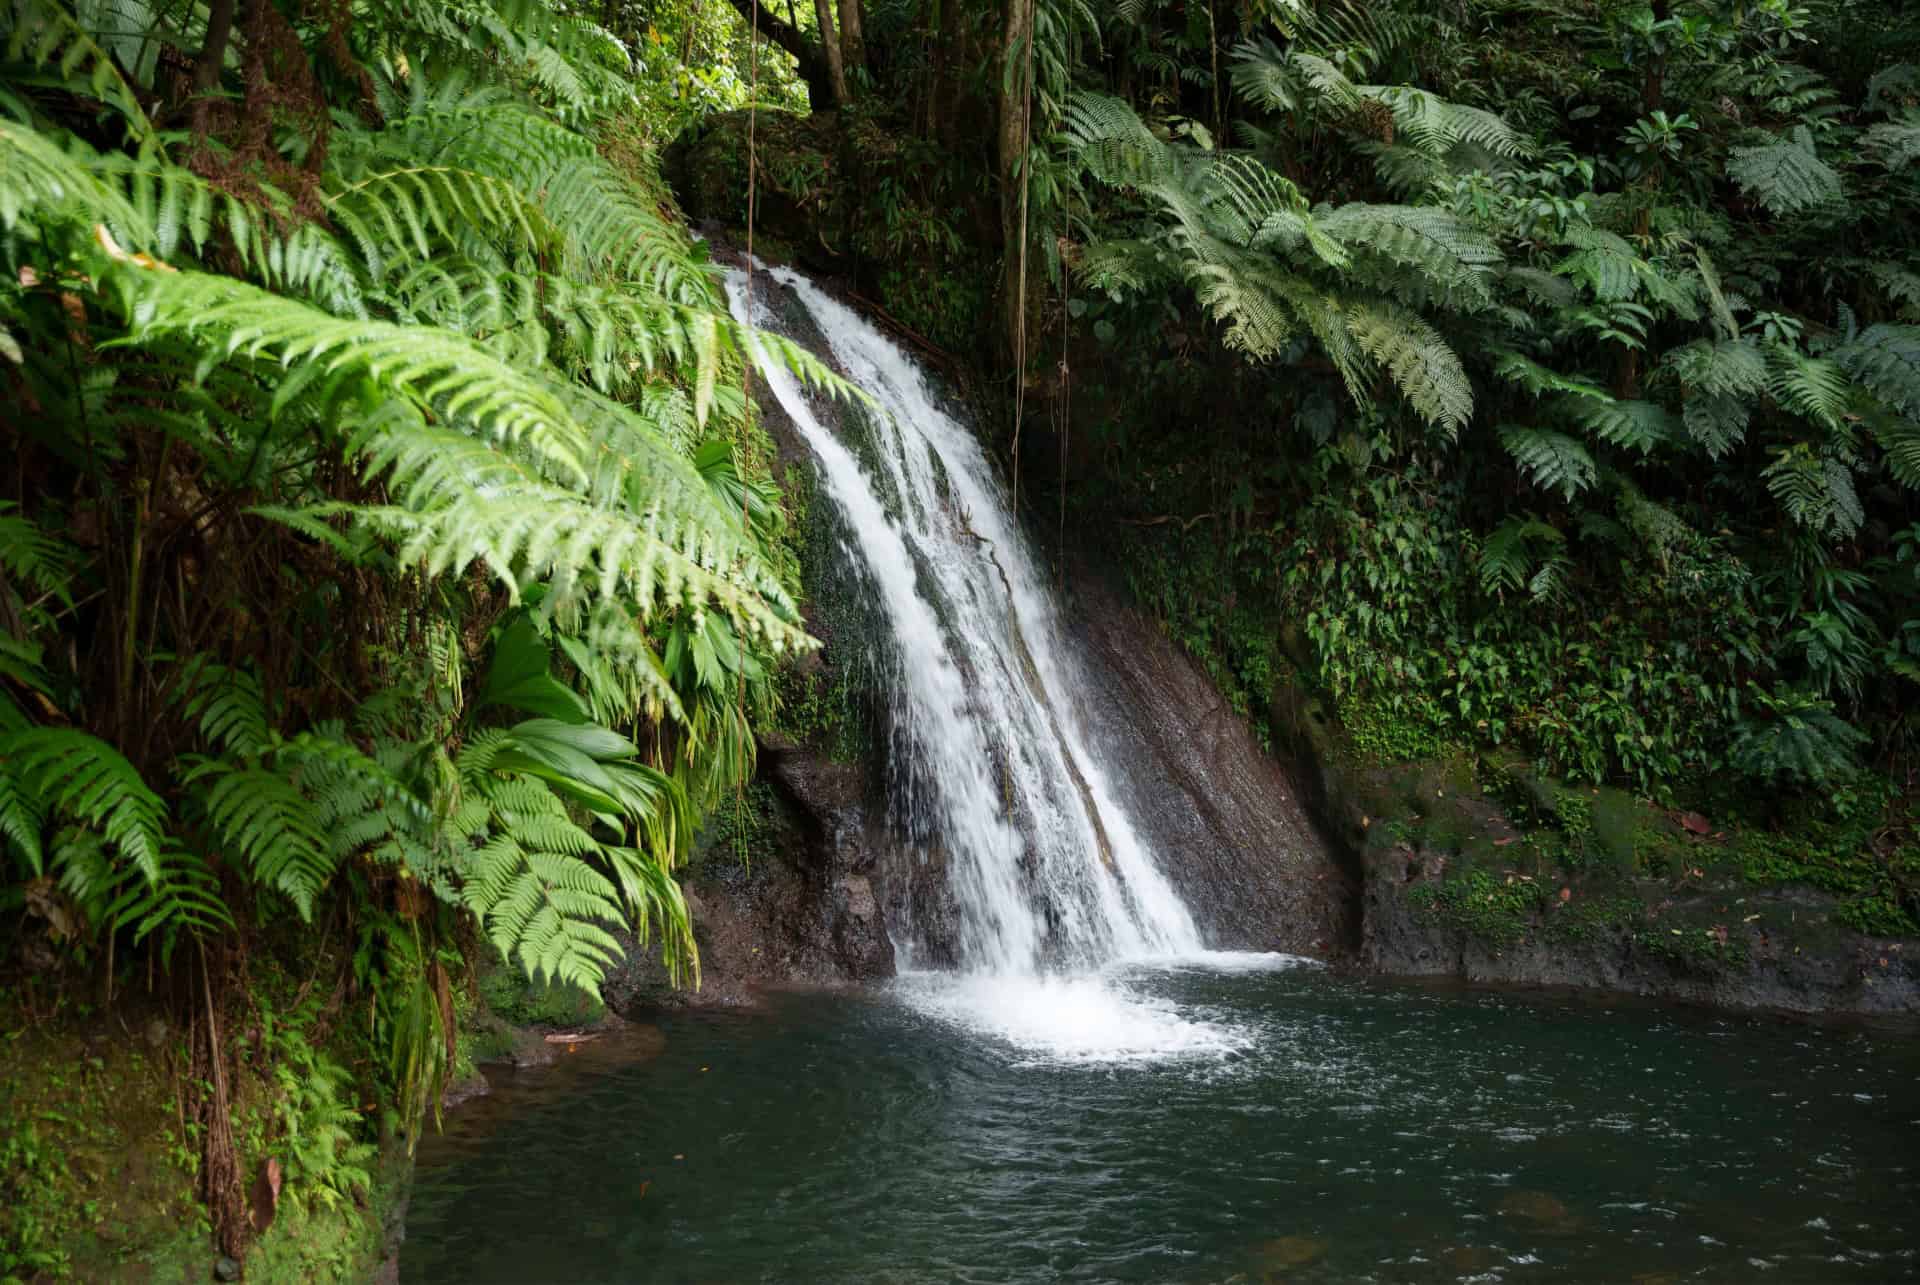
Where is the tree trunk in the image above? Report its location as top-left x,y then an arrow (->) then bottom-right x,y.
838,0 -> 867,81
191,0 -> 239,97
721,0 -> 835,108
813,0 -> 851,106
932,0 -> 969,147
998,0 -> 1034,362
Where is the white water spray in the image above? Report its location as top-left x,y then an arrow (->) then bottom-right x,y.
728,263 -> 1286,1059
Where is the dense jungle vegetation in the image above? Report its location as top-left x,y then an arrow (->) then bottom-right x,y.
3,0 -> 1919,1273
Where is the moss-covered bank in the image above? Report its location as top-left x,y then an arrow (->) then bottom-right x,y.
1271,679 -> 1920,1015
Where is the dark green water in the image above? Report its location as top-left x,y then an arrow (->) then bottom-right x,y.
403,961 -> 1919,1283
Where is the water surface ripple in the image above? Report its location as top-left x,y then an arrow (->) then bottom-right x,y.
403,967 -> 1920,1283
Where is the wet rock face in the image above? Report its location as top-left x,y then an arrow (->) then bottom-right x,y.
601,737 -> 896,1016
1061,570 -> 1355,957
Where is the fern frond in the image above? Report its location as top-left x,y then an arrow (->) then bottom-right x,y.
0,728 -> 166,883
1767,344 -> 1854,431
1478,517 -> 1566,599
1727,127 -> 1844,216
185,762 -> 335,919
1492,350 -> 1611,402
1,0 -> 154,142
1762,445 -> 1863,538
1343,301 -> 1473,433
1863,110 -> 1920,170
1835,324 -> 1920,418
1563,396 -> 1677,454
1499,425 -> 1596,499
97,254 -> 592,485
1317,203 -> 1501,303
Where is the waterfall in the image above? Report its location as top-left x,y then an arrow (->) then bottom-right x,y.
728,262 -> 1208,979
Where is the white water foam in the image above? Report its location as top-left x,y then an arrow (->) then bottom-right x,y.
893,971 -> 1256,1067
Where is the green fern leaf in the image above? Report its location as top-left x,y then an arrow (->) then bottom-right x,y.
0,728 -> 166,884
1499,425 -> 1596,499
1727,127 -> 1843,216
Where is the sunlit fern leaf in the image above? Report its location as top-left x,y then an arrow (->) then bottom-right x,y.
1563,396 -> 1676,454
1202,153 -> 1308,244
1499,425 -> 1596,499
1344,301 -> 1473,434
1374,86 -> 1536,159
0,119 -> 146,242
355,100 -> 712,305
460,830 -> 626,992
1727,127 -> 1844,217
1187,258 -> 1299,358
0,728 -> 166,884
96,255 -> 591,486
324,164 -> 559,284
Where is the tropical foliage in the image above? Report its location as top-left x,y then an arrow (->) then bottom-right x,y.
0,0 -> 850,1259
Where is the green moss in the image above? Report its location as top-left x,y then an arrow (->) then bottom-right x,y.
1408,868 -> 1544,949
1339,693 -> 1452,766
697,779 -> 788,871
477,962 -> 604,1029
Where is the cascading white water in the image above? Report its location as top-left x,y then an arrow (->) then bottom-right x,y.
728,263 -> 1284,1059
